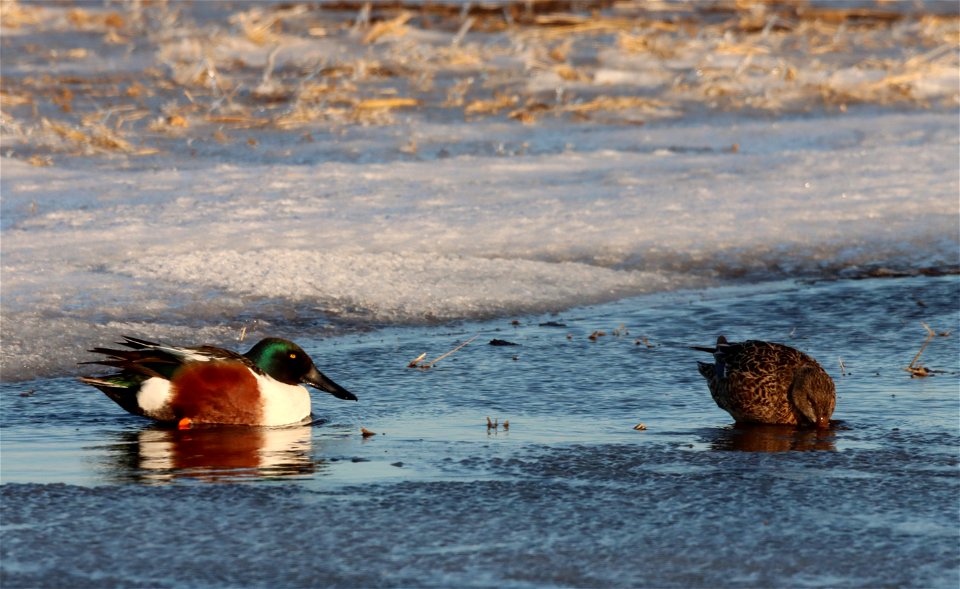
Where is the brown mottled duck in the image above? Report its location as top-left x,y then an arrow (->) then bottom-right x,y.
693,336 -> 835,429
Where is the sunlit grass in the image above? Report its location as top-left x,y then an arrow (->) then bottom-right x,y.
1,0 -> 957,161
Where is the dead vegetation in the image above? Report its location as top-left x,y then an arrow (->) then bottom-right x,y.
903,321 -> 951,378
1,0 -> 956,161
408,335 -> 478,369
487,416 -> 509,432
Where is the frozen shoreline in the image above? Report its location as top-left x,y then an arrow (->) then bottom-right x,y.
2,1 -> 958,381
2,110 -> 958,381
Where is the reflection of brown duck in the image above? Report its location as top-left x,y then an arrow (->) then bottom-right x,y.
128,425 -> 317,483
693,336 -> 836,428
708,424 -> 836,452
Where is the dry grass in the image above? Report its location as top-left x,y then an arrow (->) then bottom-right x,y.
1,0 -> 44,28
1,0 -> 956,161
40,118 -> 157,155
903,321 -> 951,378
408,335 -> 478,370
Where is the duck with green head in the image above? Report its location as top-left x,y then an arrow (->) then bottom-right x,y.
81,336 -> 356,427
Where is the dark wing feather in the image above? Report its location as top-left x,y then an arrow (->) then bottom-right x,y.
81,336 -> 261,381
119,336 -> 162,349
81,347 -> 182,380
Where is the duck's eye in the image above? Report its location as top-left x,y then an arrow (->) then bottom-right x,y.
289,353 -> 297,359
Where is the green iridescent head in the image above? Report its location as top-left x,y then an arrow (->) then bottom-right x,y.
244,338 -> 357,401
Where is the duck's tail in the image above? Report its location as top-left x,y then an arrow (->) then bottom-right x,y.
696,361 -> 716,379
78,375 -> 146,416
690,335 -> 729,354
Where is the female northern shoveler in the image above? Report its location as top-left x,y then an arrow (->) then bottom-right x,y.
693,336 -> 835,429
80,336 -> 356,427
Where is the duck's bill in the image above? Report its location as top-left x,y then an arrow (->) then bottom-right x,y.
303,367 -> 358,401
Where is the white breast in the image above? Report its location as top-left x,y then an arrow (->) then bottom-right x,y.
256,374 -> 312,426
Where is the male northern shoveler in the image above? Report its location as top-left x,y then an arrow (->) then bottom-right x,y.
80,336 -> 357,427
692,336 -> 835,429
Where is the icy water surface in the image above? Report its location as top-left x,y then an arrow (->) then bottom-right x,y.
2,275 -> 958,588
2,2 -> 959,586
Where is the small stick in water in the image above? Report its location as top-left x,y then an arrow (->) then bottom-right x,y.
904,322 -> 936,378
422,335 -> 478,369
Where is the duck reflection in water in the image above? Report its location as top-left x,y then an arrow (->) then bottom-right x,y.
107,424 -> 321,483
706,423 -> 838,452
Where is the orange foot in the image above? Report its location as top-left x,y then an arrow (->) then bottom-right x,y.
177,417 -> 193,430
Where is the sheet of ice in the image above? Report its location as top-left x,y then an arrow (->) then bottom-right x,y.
1,111 -> 957,380
1,2 -> 958,380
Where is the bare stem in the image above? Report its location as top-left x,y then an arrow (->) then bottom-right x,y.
424,335 -> 478,368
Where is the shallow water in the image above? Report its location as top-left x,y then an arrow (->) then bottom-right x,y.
2,275 -> 958,588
